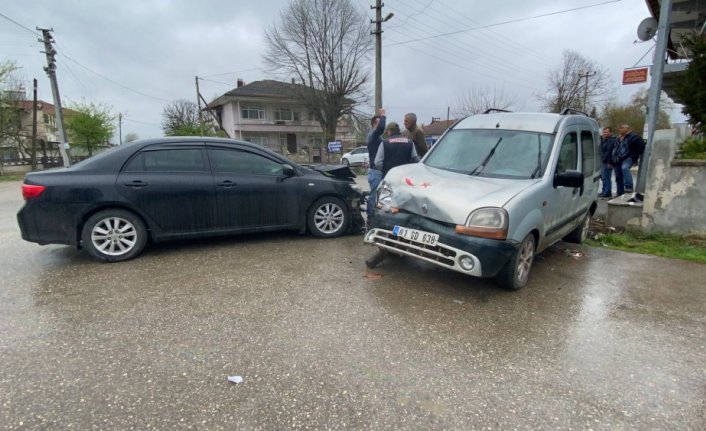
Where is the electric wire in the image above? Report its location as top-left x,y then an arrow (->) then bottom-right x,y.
386,0 -> 623,47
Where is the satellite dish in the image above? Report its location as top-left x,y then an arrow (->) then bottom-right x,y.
637,17 -> 658,41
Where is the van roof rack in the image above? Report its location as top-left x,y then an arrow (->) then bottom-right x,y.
560,108 -> 589,117
482,108 -> 512,114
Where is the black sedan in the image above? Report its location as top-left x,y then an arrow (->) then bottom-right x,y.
18,137 -> 365,261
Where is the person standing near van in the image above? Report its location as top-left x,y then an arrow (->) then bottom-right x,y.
374,122 -> 420,177
366,108 -> 386,223
404,113 -> 428,157
612,124 -> 646,195
599,127 -> 617,198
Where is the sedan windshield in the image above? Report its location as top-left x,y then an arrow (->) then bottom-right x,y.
424,129 -> 554,179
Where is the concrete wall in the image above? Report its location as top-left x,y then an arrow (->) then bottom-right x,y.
641,126 -> 706,235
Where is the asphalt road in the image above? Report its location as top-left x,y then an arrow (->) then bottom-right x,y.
1,179 -> 704,430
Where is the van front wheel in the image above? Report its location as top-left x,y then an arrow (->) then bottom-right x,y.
496,234 -> 535,290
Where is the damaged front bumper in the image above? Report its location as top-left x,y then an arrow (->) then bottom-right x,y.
364,211 -> 519,278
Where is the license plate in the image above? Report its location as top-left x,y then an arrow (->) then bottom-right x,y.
392,225 -> 439,246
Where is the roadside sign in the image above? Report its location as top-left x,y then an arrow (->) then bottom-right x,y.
327,140 -> 342,153
622,67 -> 649,85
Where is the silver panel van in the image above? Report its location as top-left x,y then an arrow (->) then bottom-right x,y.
364,109 -> 600,290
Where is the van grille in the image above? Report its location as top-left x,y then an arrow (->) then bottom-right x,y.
372,230 -> 457,267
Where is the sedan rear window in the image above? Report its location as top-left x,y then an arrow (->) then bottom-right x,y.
424,129 -> 554,179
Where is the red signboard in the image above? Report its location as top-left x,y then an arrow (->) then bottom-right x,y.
622,67 -> 649,85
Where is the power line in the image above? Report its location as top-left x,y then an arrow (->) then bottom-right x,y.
386,0 -> 435,29
122,116 -> 161,127
59,53 -> 171,102
0,12 -> 41,36
200,67 -> 264,78
387,0 -> 623,47
198,77 -> 238,87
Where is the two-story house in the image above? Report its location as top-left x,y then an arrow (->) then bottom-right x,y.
1,99 -> 62,163
1,98 -> 104,165
207,79 -> 355,162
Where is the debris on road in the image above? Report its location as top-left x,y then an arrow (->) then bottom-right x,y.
364,272 -> 383,280
565,250 -> 585,258
227,375 -> 243,384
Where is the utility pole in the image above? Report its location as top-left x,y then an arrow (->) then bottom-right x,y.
371,1 -> 394,111
38,28 -> 70,167
118,113 -> 123,145
195,76 -> 204,134
637,0 -> 673,199
31,79 -> 38,170
579,71 -> 596,112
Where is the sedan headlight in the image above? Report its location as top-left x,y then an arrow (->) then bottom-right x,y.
455,207 -> 508,239
376,181 -> 394,212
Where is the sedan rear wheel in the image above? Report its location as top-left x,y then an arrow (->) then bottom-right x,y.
82,209 -> 147,262
307,196 -> 350,238
496,233 -> 535,290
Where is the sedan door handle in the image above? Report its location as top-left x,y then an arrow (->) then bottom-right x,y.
125,180 -> 148,188
217,180 -> 236,188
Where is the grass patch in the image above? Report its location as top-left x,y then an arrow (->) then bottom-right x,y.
587,229 -> 706,264
0,174 -> 23,182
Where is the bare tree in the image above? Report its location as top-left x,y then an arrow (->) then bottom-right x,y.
124,132 -> 139,143
453,86 -> 516,117
263,0 -> 372,142
162,99 -> 203,136
537,50 -> 611,114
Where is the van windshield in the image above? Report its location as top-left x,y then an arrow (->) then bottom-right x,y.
424,129 -> 554,179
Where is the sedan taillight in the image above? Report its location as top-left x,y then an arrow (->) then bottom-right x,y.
22,184 -> 46,200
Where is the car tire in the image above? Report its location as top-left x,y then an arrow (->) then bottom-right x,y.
496,233 -> 535,290
81,209 -> 148,262
342,158 -> 350,167
564,211 -> 591,244
307,196 -> 350,238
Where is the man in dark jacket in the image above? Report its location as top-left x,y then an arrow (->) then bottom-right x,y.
365,108 -> 386,222
613,124 -> 646,194
404,113 -> 428,157
599,127 -> 617,198
374,122 -> 420,177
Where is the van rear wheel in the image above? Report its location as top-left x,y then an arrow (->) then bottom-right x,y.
496,234 -> 535,290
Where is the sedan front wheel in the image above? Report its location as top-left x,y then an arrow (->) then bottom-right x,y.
307,196 -> 350,238
81,209 -> 147,262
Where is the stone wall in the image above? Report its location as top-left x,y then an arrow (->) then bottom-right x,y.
641,127 -> 706,235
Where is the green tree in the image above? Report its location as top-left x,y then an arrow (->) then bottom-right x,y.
674,32 -> 706,134
65,102 -> 115,156
0,61 -> 26,174
600,89 -> 672,136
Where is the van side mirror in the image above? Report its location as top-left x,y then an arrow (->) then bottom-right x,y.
553,170 -> 583,188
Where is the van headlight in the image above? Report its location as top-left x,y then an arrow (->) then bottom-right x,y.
455,207 -> 508,240
376,181 -> 394,212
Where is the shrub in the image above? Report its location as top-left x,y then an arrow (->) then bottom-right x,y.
679,136 -> 706,159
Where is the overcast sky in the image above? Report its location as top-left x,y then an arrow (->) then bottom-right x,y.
1,0 -> 668,142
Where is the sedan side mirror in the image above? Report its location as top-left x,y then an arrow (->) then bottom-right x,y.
282,164 -> 297,177
553,170 -> 583,188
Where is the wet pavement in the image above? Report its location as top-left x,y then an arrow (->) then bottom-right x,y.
1,179 -> 704,430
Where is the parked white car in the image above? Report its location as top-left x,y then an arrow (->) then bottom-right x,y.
341,147 -> 369,167
365,109 -> 600,290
